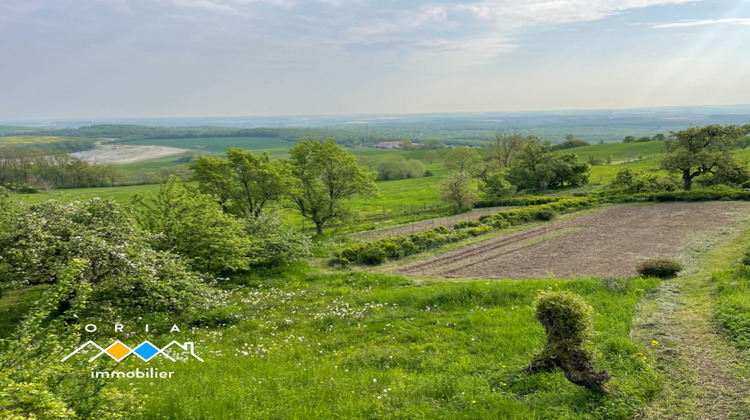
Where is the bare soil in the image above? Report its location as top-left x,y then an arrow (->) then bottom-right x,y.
384,202 -> 750,279
72,145 -> 189,164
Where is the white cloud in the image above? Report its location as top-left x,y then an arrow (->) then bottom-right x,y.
457,0 -> 700,28
653,17 -> 750,28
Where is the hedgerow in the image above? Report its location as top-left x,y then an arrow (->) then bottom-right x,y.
337,197 -> 597,265
475,195 -> 563,208
603,190 -> 750,203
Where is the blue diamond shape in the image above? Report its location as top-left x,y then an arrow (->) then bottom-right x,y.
133,342 -> 159,361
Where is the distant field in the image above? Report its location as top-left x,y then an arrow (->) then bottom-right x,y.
0,135 -> 88,146
570,140 -> 667,161
113,137 -> 295,155
0,125 -> 36,134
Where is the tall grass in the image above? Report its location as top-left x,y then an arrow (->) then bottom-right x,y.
104,267 -> 662,419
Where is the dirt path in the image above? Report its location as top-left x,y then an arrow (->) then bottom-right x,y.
349,206 -> 518,241
632,225 -> 750,419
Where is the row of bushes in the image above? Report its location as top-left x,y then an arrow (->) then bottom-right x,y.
337,197 -> 598,265
475,195 -> 563,208
604,190 -> 750,203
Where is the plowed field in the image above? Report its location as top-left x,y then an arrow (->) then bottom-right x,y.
385,202 -> 750,279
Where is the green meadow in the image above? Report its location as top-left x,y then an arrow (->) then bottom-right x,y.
34,267 -> 658,419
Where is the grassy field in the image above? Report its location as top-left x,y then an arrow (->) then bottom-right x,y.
69,266 -> 658,419
0,125 -> 36,134
0,135 -> 90,146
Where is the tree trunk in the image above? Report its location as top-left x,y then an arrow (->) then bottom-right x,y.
682,170 -> 693,191
315,222 -> 324,235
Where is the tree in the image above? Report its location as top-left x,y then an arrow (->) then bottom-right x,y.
132,175 -> 252,272
480,171 -> 515,199
0,198 -> 220,320
440,172 -> 478,209
652,133 -> 666,141
606,168 -> 680,194
443,146 -> 483,174
399,139 -> 414,150
623,135 -> 636,143
425,150 -> 437,164
489,131 -> 526,168
190,147 -> 293,217
660,124 -> 746,190
506,140 -> 589,191
377,156 -> 425,180
288,139 -> 378,234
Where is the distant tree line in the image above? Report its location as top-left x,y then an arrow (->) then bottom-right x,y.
0,147 -> 117,191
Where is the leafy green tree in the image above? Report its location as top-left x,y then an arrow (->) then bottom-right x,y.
425,150 -> 438,164
377,156 -> 425,180
443,146 -> 483,174
551,139 -> 589,151
440,172 -> 478,209
652,133 -> 666,141
190,147 -> 293,217
0,259 -> 143,419
507,140 -> 589,191
0,198 -> 221,320
623,135 -> 636,143
489,132 -> 526,168
480,171 -> 515,199
288,139 -> 378,235
547,154 -> 590,188
660,124 -> 746,190
132,175 -> 252,273
506,140 -> 554,191
606,168 -> 680,194
245,212 -> 311,266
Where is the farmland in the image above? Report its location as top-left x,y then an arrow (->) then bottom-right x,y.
383,202 -> 750,279
4,124 -> 750,419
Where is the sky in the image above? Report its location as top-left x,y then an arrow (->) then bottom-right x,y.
1,0 -> 750,120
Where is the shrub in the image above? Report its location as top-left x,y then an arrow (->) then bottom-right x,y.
454,220 -> 482,229
359,247 -> 388,265
637,258 -> 683,278
0,199 -> 224,322
532,208 -> 556,221
526,290 -> 610,393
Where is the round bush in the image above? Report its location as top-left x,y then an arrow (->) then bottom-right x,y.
358,247 -> 387,265
637,258 -> 683,278
532,208 -> 557,221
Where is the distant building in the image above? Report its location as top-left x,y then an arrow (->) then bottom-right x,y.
374,141 -> 402,149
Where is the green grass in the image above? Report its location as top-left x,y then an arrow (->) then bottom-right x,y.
87,266 -> 660,419
0,125 -> 36,134
0,284 -> 49,339
715,230 -> 750,350
571,141 -> 668,162
10,184 -> 163,206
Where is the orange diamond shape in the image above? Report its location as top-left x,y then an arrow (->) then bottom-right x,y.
106,342 -> 131,361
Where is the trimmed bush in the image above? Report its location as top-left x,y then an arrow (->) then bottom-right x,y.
527,290 -> 610,393
637,258 -> 683,278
